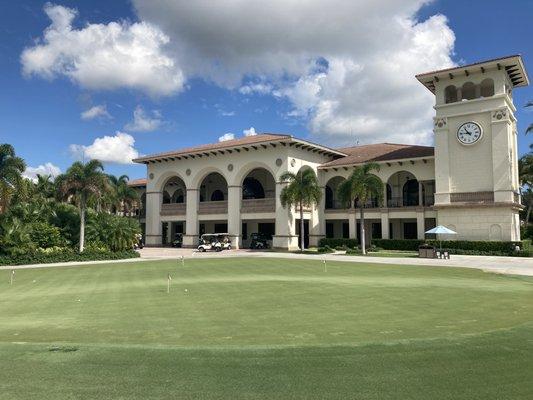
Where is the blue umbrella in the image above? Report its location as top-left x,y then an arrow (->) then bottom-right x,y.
425,225 -> 457,252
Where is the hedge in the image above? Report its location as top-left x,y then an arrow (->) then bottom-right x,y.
0,249 -> 140,266
318,238 -> 531,257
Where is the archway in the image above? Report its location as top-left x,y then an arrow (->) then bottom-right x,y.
387,171 -> 419,207
199,172 -> 228,202
241,168 -> 275,199
161,176 -> 187,204
325,176 -> 346,209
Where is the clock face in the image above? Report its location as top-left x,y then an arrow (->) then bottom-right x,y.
457,122 -> 482,145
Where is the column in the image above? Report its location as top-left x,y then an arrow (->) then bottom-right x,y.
145,191 -> 162,246
227,185 -> 241,249
348,209 -> 357,239
309,186 -> 325,247
273,181 -> 297,250
383,184 -> 388,207
380,210 -> 389,239
418,181 -> 424,206
183,188 -> 199,247
416,210 -> 425,240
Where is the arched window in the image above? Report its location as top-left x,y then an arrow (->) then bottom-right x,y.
325,186 -> 334,209
402,179 -> 419,206
211,190 -> 224,201
462,82 -> 476,100
444,85 -> 458,103
242,177 -> 265,199
480,78 -> 494,97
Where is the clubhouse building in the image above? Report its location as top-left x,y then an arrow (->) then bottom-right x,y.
131,55 -> 529,249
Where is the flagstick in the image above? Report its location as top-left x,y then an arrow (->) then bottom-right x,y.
10,270 -> 15,285
323,259 -> 327,273
181,255 -> 185,267
167,273 -> 171,293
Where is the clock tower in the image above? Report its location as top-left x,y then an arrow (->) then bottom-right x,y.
416,55 -> 529,241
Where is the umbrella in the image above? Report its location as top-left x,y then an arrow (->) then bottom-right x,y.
425,225 -> 457,252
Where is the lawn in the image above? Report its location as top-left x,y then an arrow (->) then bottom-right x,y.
1,257 -> 532,399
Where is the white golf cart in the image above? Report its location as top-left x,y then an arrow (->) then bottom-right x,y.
197,233 -> 232,252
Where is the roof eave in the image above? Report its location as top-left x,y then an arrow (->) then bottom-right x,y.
318,155 -> 435,169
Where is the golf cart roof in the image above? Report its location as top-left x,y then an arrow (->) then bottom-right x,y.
201,233 -> 229,237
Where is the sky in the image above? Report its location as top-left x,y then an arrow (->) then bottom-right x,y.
0,0 -> 532,180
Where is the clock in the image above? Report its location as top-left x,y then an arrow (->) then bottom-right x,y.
457,122 -> 482,145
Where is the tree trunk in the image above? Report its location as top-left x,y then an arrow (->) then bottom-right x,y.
79,198 -> 86,253
300,201 -> 305,251
360,205 -> 366,255
526,204 -> 532,227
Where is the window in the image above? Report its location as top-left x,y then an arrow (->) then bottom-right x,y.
242,177 -> 265,199
462,82 -> 476,100
480,78 -> 494,97
444,85 -> 458,103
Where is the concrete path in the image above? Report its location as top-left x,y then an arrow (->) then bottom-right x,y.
2,247 -> 532,277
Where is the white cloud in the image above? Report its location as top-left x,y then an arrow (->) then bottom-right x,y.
124,105 -> 163,132
243,127 -> 257,136
81,104 -> 111,120
23,163 -> 61,182
218,133 -> 235,142
21,3 -> 185,96
133,0 -> 456,145
70,132 -> 139,164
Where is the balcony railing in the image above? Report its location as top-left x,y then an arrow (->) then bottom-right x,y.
198,200 -> 228,214
161,203 -> 186,216
241,198 -> 275,213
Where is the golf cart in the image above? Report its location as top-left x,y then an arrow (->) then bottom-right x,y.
249,232 -> 271,249
197,233 -> 232,252
171,233 -> 183,248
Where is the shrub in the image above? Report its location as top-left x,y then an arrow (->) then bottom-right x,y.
319,238 -> 359,249
29,222 -> 66,248
317,245 -> 335,253
0,248 -> 140,266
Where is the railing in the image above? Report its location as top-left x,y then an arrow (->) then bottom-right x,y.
386,195 -> 435,208
161,203 -> 186,216
450,192 -> 494,203
199,200 -> 228,214
241,198 -> 275,213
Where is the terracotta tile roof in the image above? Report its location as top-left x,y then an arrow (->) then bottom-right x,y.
133,133 -> 345,163
128,178 -> 147,187
320,143 -> 434,168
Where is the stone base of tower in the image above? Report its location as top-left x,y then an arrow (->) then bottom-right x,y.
436,205 -> 521,241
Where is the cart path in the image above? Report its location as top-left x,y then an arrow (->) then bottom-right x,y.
1,248 -> 532,276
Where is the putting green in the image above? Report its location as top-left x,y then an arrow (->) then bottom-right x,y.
0,258 -> 532,399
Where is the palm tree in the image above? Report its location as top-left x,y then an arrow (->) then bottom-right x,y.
55,160 -> 107,252
0,144 -> 26,214
279,168 -> 322,251
337,163 -> 383,255
519,153 -> 533,225
35,174 -> 56,200
108,175 -> 139,216
526,101 -> 533,135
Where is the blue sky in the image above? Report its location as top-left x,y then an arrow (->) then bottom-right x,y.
0,0 -> 531,180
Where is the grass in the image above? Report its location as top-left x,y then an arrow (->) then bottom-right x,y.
1,257 -> 532,399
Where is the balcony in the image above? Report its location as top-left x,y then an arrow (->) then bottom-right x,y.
241,198 -> 275,213
199,200 -> 228,214
387,195 -> 435,208
161,203 -> 186,216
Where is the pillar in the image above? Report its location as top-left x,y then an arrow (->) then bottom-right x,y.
183,188 -> 199,247
145,191 -> 162,246
273,181 -> 297,250
348,209 -> 357,239
416,209 -> 425,240
380,210 -> 389,239
418,181 -> 424,206
227,185 -> 241,249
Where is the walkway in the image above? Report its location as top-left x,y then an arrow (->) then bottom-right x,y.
2,247 -> 532,277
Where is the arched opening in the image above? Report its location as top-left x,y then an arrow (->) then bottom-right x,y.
480,78 -> 494,97
200,172 -> 227,202
444,85 -> 458,103
161,176 -> 186,204
402,180 -> 419,206
241,168 -> 275,200
325,176 -> 346,209
462,82 -> 476,100
387,171 -> 418,207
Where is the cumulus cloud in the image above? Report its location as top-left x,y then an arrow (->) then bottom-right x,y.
81,104 -> 111,120
133,0 -> 456,145
218,133 -> 235,142
23,162 -> 61,182
124,105 -> 163,132
243,127 -> 257,136
70,132 -> 139,164
21,3 -> 185,96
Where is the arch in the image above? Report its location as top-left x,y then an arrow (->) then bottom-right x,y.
234,162 -> 278,186
489,224 -> 502,241
241,167 -> 276,199
191,166 -> 228,189
444,85 -> 458,103
462,82 -> 476,100
387,171 -> 418,207
155,171 -> 187,193
325,176 -> 346,209
480,78 -> 494,97
161,176 -> 187,205
199,172 -> 228,202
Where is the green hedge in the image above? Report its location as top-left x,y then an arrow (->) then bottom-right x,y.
318,238 -> 530,257
0,248 -> 140,266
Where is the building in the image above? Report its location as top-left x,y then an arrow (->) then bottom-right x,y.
131,55 -> 529,249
